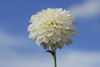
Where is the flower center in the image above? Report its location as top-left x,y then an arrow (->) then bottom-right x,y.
48,20 -> 59,28
42,20 -> 59,28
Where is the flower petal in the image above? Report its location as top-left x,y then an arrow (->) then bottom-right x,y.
44,36 -> 49,43
49,36 -> 56,44
71,31 -> 77,37
51,44 -> 58,51
29,32 -> 37,39
55,29 -> 61,35
36,36 -> 44,46
58,41 -> 64,49
60,33 -> 68,43
45,31 -> 53,37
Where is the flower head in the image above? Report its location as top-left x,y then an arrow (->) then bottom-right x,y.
28,8 -> 78,51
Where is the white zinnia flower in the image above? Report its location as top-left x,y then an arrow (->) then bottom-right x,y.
28,8 -> 78,51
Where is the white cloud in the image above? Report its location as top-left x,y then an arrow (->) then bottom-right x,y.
70,0 -> 100,18
59,51 -> 100,67
0,50 -> 100,67
0,29 -> 32,48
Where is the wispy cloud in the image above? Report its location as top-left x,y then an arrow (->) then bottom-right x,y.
0,50 -> 100,67
70,0 -> 100,18
0,29 -> 32,48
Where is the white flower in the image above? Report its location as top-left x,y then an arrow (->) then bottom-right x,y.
28,8 -> 78,51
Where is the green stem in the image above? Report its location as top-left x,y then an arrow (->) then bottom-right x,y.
53,51 -> 57,67
46,50 -> 57,67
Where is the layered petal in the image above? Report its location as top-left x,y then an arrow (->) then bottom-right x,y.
28,8 -> 78,51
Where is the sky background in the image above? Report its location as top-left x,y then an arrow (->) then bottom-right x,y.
0,0 -> 100,67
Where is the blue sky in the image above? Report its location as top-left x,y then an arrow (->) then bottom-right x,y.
0,0 -> 100,67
